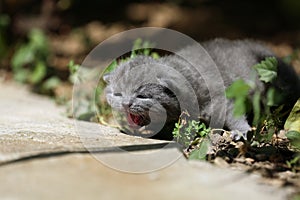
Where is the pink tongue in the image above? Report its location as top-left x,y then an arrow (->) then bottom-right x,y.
127,113 -> 141,126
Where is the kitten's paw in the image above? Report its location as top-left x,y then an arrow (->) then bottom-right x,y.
230,130 -> 247,141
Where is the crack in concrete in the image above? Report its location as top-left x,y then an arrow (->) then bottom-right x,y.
0,142 -> 180,167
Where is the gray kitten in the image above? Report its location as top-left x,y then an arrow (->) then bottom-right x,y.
104,39 -> 300,140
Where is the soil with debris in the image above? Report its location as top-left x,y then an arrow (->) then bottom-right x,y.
184,131 -> 300,198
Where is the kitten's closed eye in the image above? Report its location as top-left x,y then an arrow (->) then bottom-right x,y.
114,93 -> 122,97
136,94 -> 150,99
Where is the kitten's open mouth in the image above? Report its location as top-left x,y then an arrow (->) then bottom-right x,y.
126,112 -> 150,128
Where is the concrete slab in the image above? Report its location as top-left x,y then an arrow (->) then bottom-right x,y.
0,153 -> 288,200
0,81 -> 291,199
0,82 -> 169,165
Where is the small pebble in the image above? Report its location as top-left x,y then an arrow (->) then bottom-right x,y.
245,158 -> 255,165
277,130 -> 287,139
214,157 -> 229,168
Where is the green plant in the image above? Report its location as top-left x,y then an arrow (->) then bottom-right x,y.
12,29 -> 49,84
173,117 -> 211,147
182,58 -> 284,161
11,29 -> 64,95
285,99 -> 300,152
225,79 -> 251,117
130,38 -> 160,59
226,57 -> 281,120
286,155 -> 300,172
253,57 -> 278,83
225,57 -> 288,144
68,60 -> 81,84
102,38 -> 160,76
173,56 -> 299,162
188,138 -> 210,160
291,194 -> 300,200
172,111 -> 212,160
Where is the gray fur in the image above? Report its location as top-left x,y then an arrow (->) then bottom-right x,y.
104,38 -> 300,140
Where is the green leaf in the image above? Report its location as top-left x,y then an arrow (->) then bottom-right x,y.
28,29 -> 48,52
284,99 -> 300,132
78,112 -> 96,121
172,122 -> 181,138
266,87 -> 283,106
286,131 -> 300,141
11,45 -> 34,70
252,91 -> 261,125
151,52 -> 160,59
11,29 -> 48,84
105,60 -> 118,73
286,131 -> 300,150
233,98 -> 247,117
42,76 -> 61,91
286,156 -> 300,167
143,48 -> 150,56
29,62 -> 47,84
253,57 -> 278,83
68,60 -> 80,75
226,79 -> 251,117
14,69 -> 30,83
226,79 -> 251,98
130,38 -> 158,58
189,138 -> 210,160
132,38 -> 142,51
284,99 -> 300,151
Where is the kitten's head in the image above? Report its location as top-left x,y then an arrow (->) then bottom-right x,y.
103,56 -> 181,138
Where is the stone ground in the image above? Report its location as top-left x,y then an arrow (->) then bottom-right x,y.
0,81 -> 293,200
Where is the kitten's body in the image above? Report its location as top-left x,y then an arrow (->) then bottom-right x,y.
104,39 -> 300,140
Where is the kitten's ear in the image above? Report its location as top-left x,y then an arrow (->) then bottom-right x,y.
103,73 -> 111,83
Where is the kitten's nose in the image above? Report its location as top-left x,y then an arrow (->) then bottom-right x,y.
122,99 -> 133,109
